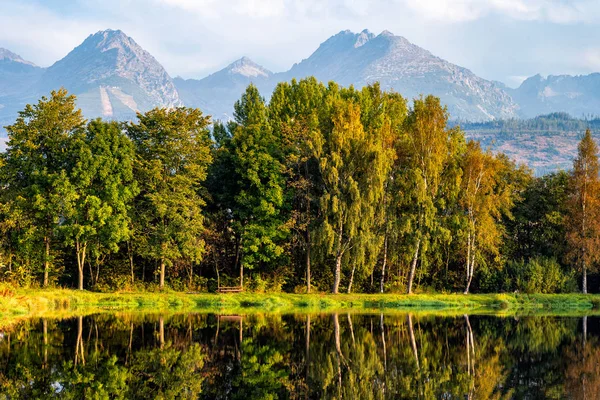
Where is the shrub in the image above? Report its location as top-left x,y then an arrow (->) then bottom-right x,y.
503,257 -> 575,294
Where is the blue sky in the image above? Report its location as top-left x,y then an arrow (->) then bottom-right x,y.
2,0 -> 600,87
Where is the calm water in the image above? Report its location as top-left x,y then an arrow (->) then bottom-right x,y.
0,312 -> 598,399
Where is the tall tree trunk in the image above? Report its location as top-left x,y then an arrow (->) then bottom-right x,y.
464,232 -> 472,294
240,263 -> 244,289
332,223 -> 344,294
189,262 -> 194,289
306,228 -> 311,294
128,241 -> 135,285
407,239 -> 421,294
159,258 -> 165,290
583,261 -> 588,294
464,229 -> 477,294
333,251 -> 343,294
380,234 -> 388,293
347,265 -> 356,293
43,235 -> 50,287
76,240 -> 86,291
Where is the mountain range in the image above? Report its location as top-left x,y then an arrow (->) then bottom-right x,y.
1,28 -> 600,140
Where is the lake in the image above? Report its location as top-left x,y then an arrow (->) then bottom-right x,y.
0,312 -> 597,399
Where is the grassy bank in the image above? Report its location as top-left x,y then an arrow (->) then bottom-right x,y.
3,288 -> 600,322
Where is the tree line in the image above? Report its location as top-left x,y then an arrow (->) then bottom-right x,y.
1,79 -> 599,294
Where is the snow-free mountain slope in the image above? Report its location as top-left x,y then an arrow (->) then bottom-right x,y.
509,73 -> 600,118
278,29 -> 518,121
40,29 -> 181,119
175,56 -> 273,120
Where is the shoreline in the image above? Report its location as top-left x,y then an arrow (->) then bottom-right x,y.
2,290 -> 600,324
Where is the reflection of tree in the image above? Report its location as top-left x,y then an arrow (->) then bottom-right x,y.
1,313 -> 599,399
127,342 -> 205,399
564,318 -> 600,400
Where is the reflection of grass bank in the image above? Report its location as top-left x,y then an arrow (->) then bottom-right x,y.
3,289 -> 600,322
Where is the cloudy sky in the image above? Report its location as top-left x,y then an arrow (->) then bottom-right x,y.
2,0 -> 600,87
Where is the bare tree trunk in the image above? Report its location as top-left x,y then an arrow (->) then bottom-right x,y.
407,239 -> 421,294
306,228 -> 311,294
240,262 -> 244,289
76,240 -> 86,291
464,230 -> 477,294
347,265 -> 356,293
234,236 -> 242,287
43,235 -> 50,287
128,241 -> 135,285
189,262 -> 194,289
159,258 -> 165,290
583,261 -> 588,294
464,232 -> 471,294
332,223 -> 344,294
380,234 -> 388,293
214,253 -> 221,289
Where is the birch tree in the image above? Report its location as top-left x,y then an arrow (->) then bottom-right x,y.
566,129 -> 600,294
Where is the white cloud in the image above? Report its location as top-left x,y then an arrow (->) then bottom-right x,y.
1,0 -> 600,85
582,48 -> 600,71
400,0 -> 600,23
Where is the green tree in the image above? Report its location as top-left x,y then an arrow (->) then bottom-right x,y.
127,107 -> 212,289
396,96 -> 455,294
315,87 -> 389,293
459,141 -> 513,294
62,120 -> 137,290
1,88 -> 85,287
228,84 -> 289,288
566,129 -> 600,293
268,78 -> 326,293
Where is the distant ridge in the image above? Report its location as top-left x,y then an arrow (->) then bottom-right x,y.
2,28 -> 600,132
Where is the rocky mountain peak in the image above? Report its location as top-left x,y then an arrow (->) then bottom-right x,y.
354,29 -> 375,48
227,57 -> 272,78
0,48 -> 37,66
42,28 -> 181,116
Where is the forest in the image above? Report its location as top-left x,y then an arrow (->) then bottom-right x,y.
1,78 -> 599,295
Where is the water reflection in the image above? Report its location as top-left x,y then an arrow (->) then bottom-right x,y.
0,312 -> 598,399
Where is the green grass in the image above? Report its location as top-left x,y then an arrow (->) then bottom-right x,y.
3,288 -> 600,325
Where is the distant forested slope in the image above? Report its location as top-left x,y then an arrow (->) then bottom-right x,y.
458,113 -> 600,174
